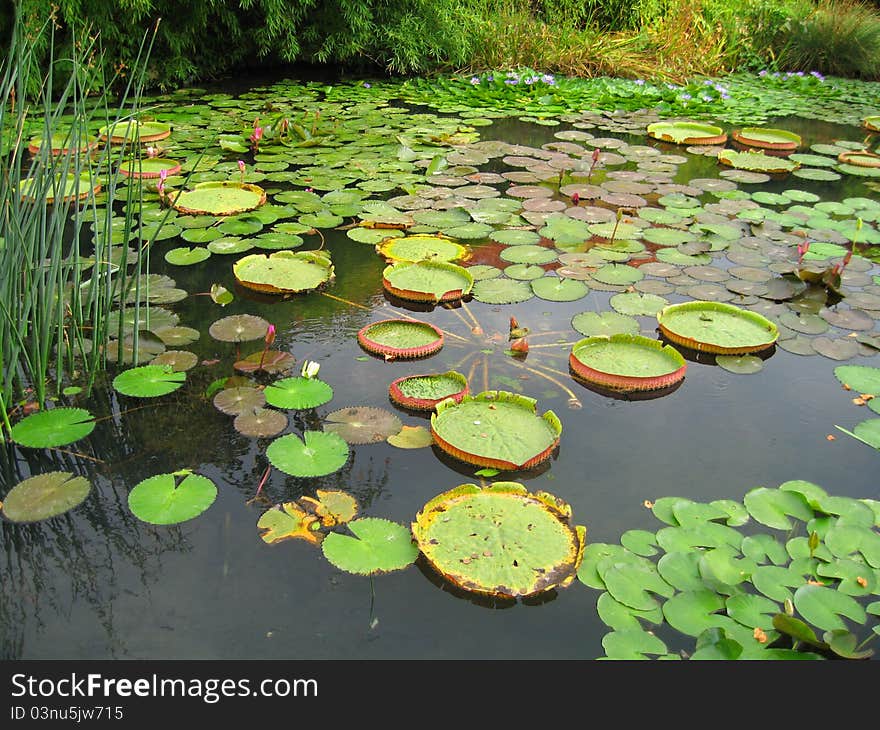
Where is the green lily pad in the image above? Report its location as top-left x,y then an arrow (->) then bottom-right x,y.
743,486 -> 813,530
387,425 -> 434,449
10,408 -> 95,448
383,260 -> 473,302
490,229 -> 541,246
732,127 -> 801,150
128,470 -> 217,525
718,149 -> 799,174
412,482 -> 585,598
792,584 -> 866,633
715,354 -> 764,374
647,121 -> 727,145
1,471 -> 91,523
471,278 -> 534,304
322,518 -> 418,575
169,181 -> 266,216
593,263 -> 644,286
609,292 -> 668,316
569,334 -> 687,392
266,431 -> 350,477
234,250 -> 334,295
323,406 -> 402,444
257,502 -> 322,545
165,246 -> 211,266
657,301 -> 778,354
430,391 -> 561,470
499,244 -> 558,265
834,365 -> 880,394
662,589 -> 726,637
112,365 -> 186,397
601,629 -> 669,659
264,376 -> 333,410
571,311 -> 640,337
531,276 -> 588,301
377,234 -> 468,262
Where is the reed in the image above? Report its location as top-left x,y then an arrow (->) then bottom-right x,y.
0,11 -> 160,442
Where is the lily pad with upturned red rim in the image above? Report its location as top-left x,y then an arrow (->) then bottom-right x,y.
166,181 -> 266,216
657,300 -> 779,355
837,150 -> 880,168
569,334 -> 687,392
731,127 -> 802,152
646,121 -> 727,146
357,319 -> 444,359
99,120 -> 171,144
27,133 -> 98,157
430,390 -> 562,471
389,370 -> 469,411
382,260 -> 473,303
233,250 -> 334,295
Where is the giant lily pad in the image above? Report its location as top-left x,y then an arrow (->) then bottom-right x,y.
19,173 -> 101,204
430,390 -> 562,470
10,408 -> 95,448
168,181 -> 266,215
569,334 -> 687,392
389,371 -> 469,411
266,431 -> 350,477
99,119 -> 171,144
412,482 -> 586,598
382,260 -> 473,302
647,121 -> 727,145
233,250 -> 334,295
119,157 -> 181,179
377,234 -> 468,263
323,406 -> 402,444
657,301 -> 778,354
357,319 -> 444,359
732,127 -> 801,151
1,471 -> 91,523
128,470 -> 217,525
322,518 -> 419,575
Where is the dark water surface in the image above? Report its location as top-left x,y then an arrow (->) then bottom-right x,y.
2,93 -> 879,659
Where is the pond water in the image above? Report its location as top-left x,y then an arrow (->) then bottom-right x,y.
3,75 -> 880,660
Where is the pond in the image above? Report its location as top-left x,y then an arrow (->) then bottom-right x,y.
3,72 -> 880,660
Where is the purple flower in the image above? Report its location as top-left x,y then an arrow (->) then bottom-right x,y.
721,93 -> 730,100
363,82 -> 371,88
470,76 -> 480,85
634,79 -> 645,86
680,93 -> 692,101
486,75 -> 494,82
701,95 -> 712,102
810,70 -> 825,81
542,74 -> 555,84
504,78 -> 518,85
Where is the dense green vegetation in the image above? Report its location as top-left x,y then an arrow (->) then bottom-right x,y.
4,0 -> 880,92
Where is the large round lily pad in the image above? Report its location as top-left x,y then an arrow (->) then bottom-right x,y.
377,234 -> 468,263
430,390 -> 562,471
389,371 -> 469,411
2,471 -> 91,523
266,431 -> 350,477
322,518 -> 419,575
208,313 -> 270,343
119,157 -> 181,179
357,319 -> 444,359
647,121 -> 727,145
168,181 -> 266,215
569,334 -> 687,392
264,376 -> 333,410
718,149 -> 800,174
128,470 -> 217,525
234,250 -> 334,295
99,119 -> 171,144
19,173 -> 101,204
112,364 -> 186,397
732,127 -> 801,151
382,260 -> 473,303
412,482 -> 586,599
657,301 -> 779,354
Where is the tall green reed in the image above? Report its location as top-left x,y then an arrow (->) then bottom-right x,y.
0,11 -> 161,443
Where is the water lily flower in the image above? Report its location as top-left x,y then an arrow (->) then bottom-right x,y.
264,323 -> 276,347
797,240 -> 810,264
301,360 -> 320,379
250,125 -> 263,151
145,145 -> 158,158
238,159 -> 245,183
571,192 -> 580,206
157,167 -> 167,195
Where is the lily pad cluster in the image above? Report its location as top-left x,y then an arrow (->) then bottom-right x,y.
579,479 -> 880,659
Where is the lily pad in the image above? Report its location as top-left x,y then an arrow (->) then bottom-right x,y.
213,386 -> 266,415
377,234 -> 468,263
234,250 -> 334,295
299,489 -> 359,527
128,470 -> 217,525
718,149 -> 799,174
266,431 -> 350,477
112,364 -> 186,397
357,319 -> 444,359
389,371 -> 469,411
431,390 -> 562,471
657,301 -> 778,354
383,260 -> 473,302
647,121 -> 727,145
208,314 -> 270,343
257,502 -> 322,545
233,407 -> 288,438
531,276 -> 589,302
571,311 -> 640,337
324,406 -> 402,444
322,518 -> 419,575
165,246 -> 211,266
99,119 -> 171,144
1,471 -> 91,523
412,482 -> 586,598
264,376 -> 334,410
10,408 -> 95,448
834,365 -> 880,394
387,424 -> 434,449
715,354 -> 765,374
471,278 -> 534,304
168,181 -> 266,215
569,334 -> 687,392
732,127 -> 801,151
119,157 -> 181,179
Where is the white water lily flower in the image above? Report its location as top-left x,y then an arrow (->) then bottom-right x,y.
301,360 -> 320,379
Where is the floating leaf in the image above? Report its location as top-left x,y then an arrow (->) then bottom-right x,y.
208,314 -> 270,343
300,489 -> 358,527
834,365 -> 880,394
128,470 -> 217,525
743,487 -> 813,530
657,301 -> 778,355
322,518 -> 419,575
387,425 -> 433,449
266,431 -> 349,477
323,406 -> 402,444
10,408 -> 95,448
571,311 -> 640,337
602,629 -> 668,659
264,377 -> 333,410
112,365 -> 186,397
715,354 -> 764,375
257,502 -> 322,545
233,407 -> 288,438
233,350 -> 296,374
412,482 -> 586,598
792,584 -> 866,633
234,250 -> 334,295
569,335 -> 686,392
1,471 -> 91,522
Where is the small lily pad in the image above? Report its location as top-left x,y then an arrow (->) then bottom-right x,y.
208,314 -> 270,343
1,471 -> 91,523
10,408 -> 96,448
266,431 -> 350,477
387,425 -> 434,449
322,518 -> 419,575
128,470 -> 217,525
715,354 -> 765,374
112,365 -> 186,397
264,377 -> 333,410
323,407 -> 402,444
233,407 -> 288,438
